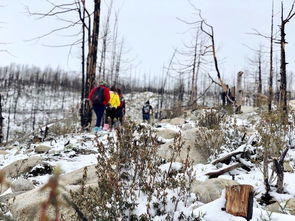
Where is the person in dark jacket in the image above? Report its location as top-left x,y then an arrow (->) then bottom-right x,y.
116,88 -> 125,124
142,100 -> 153,123
88,80 -> 110,132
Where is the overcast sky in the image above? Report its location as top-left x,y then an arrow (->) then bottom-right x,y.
1,0 -> 295,81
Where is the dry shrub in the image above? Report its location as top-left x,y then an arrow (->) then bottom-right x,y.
256,111 -> 289,159
197,108 -> 224,130
195,128 -> 225,161
70,121 -> 197,220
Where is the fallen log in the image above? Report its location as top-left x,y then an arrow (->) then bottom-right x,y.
225,184 -> 254,221
205,163 -> 242,178
211,151 -> 243,165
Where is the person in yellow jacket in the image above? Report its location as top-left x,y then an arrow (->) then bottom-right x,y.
105,86 -> 120,129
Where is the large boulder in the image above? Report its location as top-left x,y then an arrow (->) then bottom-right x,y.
0,150 -> 9,155
34,145 -> 51,153
155,128 -> 179,140
1,157 -> 42,179
11,178 -> 35,192
267,198 -> 295,215
191,178 -> 238,203
60,164 -> 97,186
157,128 -> 206,164
289,100 -> 295,111
169,117 -> 185,126
8,185 -> 78,221
284,161 -> 294,173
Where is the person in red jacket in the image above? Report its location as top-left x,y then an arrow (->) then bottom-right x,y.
88,80 -> 110,132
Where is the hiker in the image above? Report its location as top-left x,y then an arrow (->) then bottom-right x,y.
221,85 -> 234,106
88,80 -> 110,132
105,86 -> 121,129
116,88 -> 125,124
142,100 -> 153,123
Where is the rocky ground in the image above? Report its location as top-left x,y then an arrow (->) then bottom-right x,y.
1,93 -> 295,220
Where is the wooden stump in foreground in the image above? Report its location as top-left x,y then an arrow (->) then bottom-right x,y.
225,185 -> 254,221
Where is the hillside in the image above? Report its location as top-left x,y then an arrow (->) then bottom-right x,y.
0,89 -> 295,220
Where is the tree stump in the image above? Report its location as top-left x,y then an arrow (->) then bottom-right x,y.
225,185 -> 254,221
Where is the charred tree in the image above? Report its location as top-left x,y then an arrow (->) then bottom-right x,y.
268,0 -> 274,112
0,95 -> 4,143
81,0 -> 102,129
279,1 -> 295,114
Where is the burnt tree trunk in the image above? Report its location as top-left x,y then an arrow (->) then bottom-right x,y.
274,146 -> 290,193
225,185 -> 254,221
279,1 -> 295,115
235,71 -> 243,113
80,1 -> 86,127
280,9 -> 287,114
81,0 -> 102,129
0,95 -> 4,143
268,0 -> 274,112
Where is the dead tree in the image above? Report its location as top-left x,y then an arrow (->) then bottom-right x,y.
0,94 -> 4,143
27,1 -> 102,129
199,16 -> 238,109
235,71 -> 244,113
279,1 -> 295,114
114,39 -> 124,86
98,0 -> 113,81
81,0 -> 102,128
268,0 -> 274,112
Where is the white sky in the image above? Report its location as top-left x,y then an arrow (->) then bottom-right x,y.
1,0 -> 295,82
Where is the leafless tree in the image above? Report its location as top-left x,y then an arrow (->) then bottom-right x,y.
269,0 -> 275,112
0,94 -> 3,144
279,0 -> 295,114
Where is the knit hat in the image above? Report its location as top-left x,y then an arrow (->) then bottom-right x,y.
98,80 -> 107,86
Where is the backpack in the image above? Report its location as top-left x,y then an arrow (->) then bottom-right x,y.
119,96 -> 125,108
143,104 -> 150,114
92,87 -> 105,105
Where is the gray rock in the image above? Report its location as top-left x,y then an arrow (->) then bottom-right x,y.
34,145 -> 51,153
156,128 -> 179,140
267,199 -> 295,215
191,178 -> 238,203
0,150 -> 9,155
1,156 -> 42,179
284,161 -> 294,173
158,128 -> 206,164
169,117 -> 185,125
60,164 -> 97,186
182,123 -> 194,131
11,178 -> 35,192
8,184 -> 95,221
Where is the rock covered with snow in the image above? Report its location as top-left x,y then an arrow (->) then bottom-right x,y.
2,156 -> 42,179
155,128 -> 179,140
59,164 -> 97,186
8,185 -> 78,221
158,128 -> 206,164
191,178 -> 238,203
34,145 -> 51,153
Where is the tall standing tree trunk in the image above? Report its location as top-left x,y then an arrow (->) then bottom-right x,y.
81,0 -> 102,129
258,50 -> 262,94
235,71 -> 244,113
279,1 -> 295,115
0,95 -> 4,144
280,11 -> 287,114
80,2 -> 86,127
190,30 -> 199,103
268,0 -> 274,112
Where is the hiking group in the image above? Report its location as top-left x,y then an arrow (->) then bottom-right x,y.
88,80 -> 125,132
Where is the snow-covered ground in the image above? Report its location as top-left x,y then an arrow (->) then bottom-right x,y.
1,90 -> 295,220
